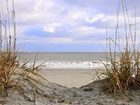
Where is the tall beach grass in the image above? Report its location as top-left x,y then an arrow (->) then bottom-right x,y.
0,0 -> 41,96
103,0 -> 140,97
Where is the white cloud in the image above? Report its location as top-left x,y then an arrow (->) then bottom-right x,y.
85,14 -> 105,23
72,26 -> 106,36
48,37 -> 73,44
44,27 -> 55,33
15,0 -> 64,25
4,0 -> 139,47
17,34 -> 107,45
43,22 -> 62,33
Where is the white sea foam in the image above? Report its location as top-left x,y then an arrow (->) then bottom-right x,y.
41,61 -> 111,69
20,61 -> 111,70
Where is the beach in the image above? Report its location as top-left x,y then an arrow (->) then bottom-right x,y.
1,0 -> 139,104
19,52 -> 112,89
1,52 -> 139,105
3,66 -> 140,105
41,69 -> 95,88
23,52 -> 110,87
0,52 -> 139,105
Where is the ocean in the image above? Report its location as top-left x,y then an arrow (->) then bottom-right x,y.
18,52 -> 117,69
19,52 -> 109,62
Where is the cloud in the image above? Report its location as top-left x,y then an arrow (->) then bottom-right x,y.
47,37 -> 73,44
4,0 -> 140,51
72,26 -> 106,37
43,22 -> 62,33
85,14 -> 105,23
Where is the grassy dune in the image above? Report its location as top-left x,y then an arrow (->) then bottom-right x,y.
0,0 -> 41,97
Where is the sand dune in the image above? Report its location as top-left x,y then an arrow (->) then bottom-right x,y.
1,69 -> 140,105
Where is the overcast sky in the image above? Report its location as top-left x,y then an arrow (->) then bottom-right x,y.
3,0 -> 140,52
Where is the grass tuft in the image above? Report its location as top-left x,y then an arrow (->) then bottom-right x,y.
0,0 -> 41,96
103,0 -> 140,97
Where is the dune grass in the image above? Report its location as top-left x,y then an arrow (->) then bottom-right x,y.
103,0 -> 140,97
0,0 -> 41,96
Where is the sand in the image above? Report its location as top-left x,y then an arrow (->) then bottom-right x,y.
1,68 -> 140,105
40,69 -> 105,88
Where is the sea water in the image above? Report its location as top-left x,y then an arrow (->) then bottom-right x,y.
18,52 -> 118,69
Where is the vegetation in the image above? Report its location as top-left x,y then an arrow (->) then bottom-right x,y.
0,0 -> 41,96
103,0 -> 140,97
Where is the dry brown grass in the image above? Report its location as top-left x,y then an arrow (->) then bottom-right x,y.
103,50 -> 140,96
0,0 -> 41,96
103,0 -> 140,97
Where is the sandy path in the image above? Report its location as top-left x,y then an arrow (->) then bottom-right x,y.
40,69 -> 105,88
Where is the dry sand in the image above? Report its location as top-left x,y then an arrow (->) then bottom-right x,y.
1,68 -> 140,105
40,69 -> 105,88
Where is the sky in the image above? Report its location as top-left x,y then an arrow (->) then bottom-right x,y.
2,0 -> 140,52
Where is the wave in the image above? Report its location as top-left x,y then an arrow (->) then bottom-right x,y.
21,61 -> 111,70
